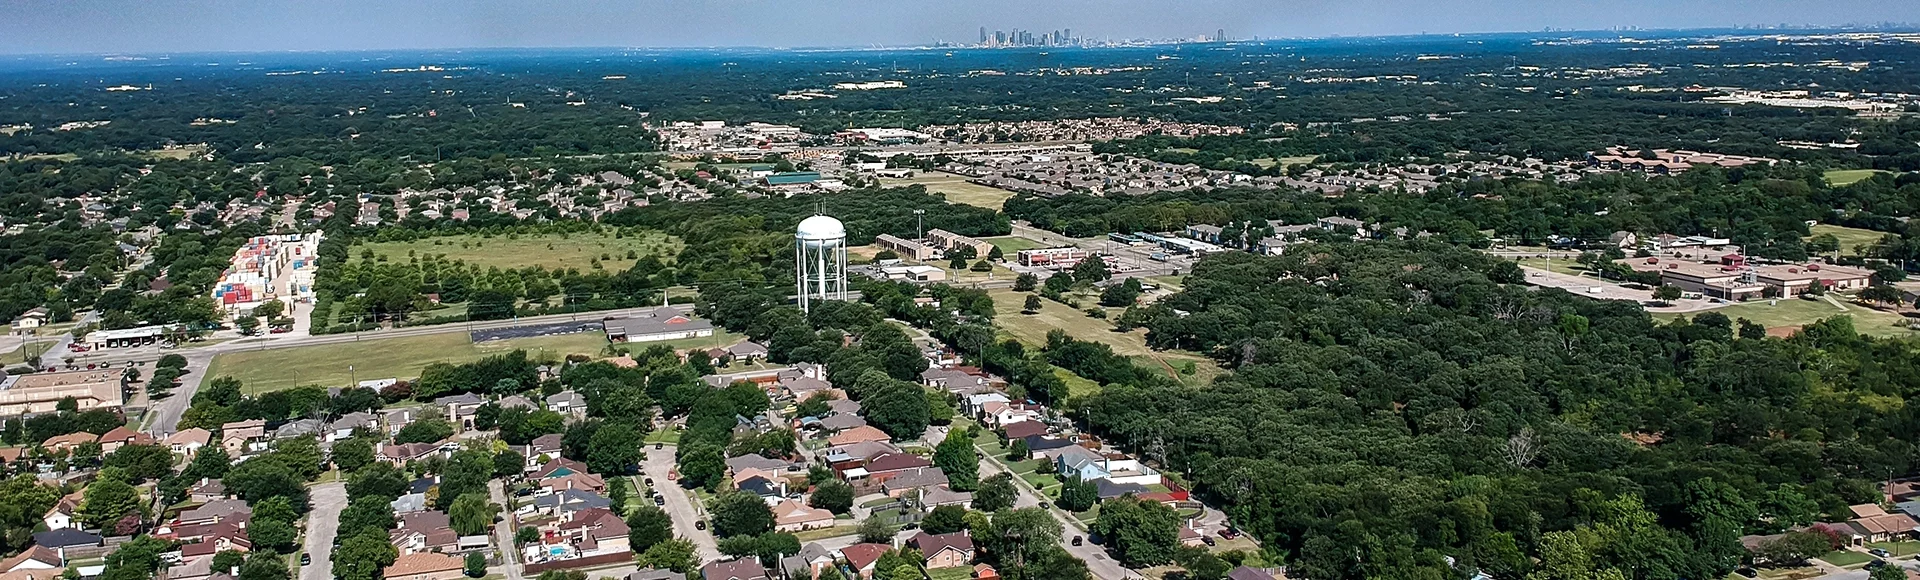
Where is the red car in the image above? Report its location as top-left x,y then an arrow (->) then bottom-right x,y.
1218,529 -> 1238,539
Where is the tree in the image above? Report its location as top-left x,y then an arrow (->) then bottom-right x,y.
248,518 -> 298,553
1072,256 -> 1110,284
1013,273 -> 1038,292
449,493 -> 499,536
858,516 -> 896,544
1091,496 -> 1180,567
78,477 -> 145,529
710,491 -> 775,538
626,506 -> 674,553
1870,564 -> 1907,580
1007,438 -> 1030,460
862,379 -> 932,440
333,531 -> 399,580
331,438 -> 375,472
1859,284 -> 1906,307
237,552 -> 290,580
933,430 -> 980,491
809,479 -> 855,514
516,526 -> 539,545
1099,277 -> 1143,307
922,505 -> 969,535
463,552 -> 486,578
212,551 -> 247,573
1023,295 -> 1044,313
638,538 -> 700,573
395,416 -> 455,444
1653,285 -> 1683,301
339,496 -> 396,539
493,449 -> 525,478
346,462 -> 409,500
984,508 -> 1062,565
974,473 -> 1018,512
1056,474 -> 1098,513
676,444 -> 727,490
585,420 -> 646,475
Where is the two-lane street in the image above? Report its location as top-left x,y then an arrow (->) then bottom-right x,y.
642,445 -> 721,562
299,482 -> 347,580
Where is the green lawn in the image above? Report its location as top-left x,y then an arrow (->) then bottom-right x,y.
1656,297 -> 1918,338
879,171 -> 1019,210
350,231 -> 681,272
643,429 -> 683,445
983,236 -> 1046,254
1514,257 -> 1591,276
1807,223 -> 1893,257
0,338 -> 53,367
927,567 -> 975,580
1826,169 -> 1893,187
1867,541 -> 1920,556
792,525 -> 859,542
1817,550 -> 1873,567
207,330 -> 741,393
1053,367 -> 1103,399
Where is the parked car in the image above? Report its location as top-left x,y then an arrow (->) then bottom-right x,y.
1218,529 -> 1238,539
300,554 -> 310,566
644,478 -> 654,487
654,495 -> 665,505
695,520 -> 706,531
655,443 -> 664,449
1071,536 -> 1083,546
1866,560 -> 1888,570
1202,537 -> 1217,547
1870,548 -> 1893,558
1734,568 -> 1758,579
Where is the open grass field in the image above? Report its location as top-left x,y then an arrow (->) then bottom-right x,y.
1514,257 -> 1592,276
143,144 -> 208,161
206,329 -> 742,393
1249,155 -> 1319,169
1807,223 -> 1892,257
879,171 -> 1020,210
1826,169 -> 1893,187
1655,295 -> 1919,338
350,232 -> 681,272
983,236 -> 1046,254
989,288 -> 1219,387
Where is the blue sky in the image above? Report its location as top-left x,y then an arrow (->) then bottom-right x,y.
1,0 -> 1916,54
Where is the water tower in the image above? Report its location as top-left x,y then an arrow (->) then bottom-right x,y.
795,215 -> 848,312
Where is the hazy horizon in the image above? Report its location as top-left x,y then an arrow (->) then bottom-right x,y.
2,0 -> 1918,56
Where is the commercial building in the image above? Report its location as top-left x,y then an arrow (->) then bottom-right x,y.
926,229 -> 994,257
0,369 -> 122,416
601,308 -> 716,343
212,233 -> 323,315
873,234 -> 937,261
79,325 -> 170,349
877,265 -> 947,282
1620,256 -> 1875,299
1017,247 -> 1088,268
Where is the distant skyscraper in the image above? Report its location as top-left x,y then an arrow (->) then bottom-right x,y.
1217,28 -> 1226,42
980,27 -> 988,43
1064,28 -> 1072,43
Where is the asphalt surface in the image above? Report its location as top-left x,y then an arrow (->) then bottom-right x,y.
488,480 -> 525,580
642,445 -> 721,562
299,482 -> 348,580
977,444 -> 1141,579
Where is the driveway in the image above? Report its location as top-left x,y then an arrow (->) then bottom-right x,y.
299,482 -> 348,580
642,445 -> 721,562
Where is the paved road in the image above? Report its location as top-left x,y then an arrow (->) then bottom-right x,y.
488,480 -> 525,580
976,444 -> 1139,579
299,482 -> 348,580
642,446 -> 721,562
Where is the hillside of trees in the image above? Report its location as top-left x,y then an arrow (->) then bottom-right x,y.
1081,242 -> 1920,579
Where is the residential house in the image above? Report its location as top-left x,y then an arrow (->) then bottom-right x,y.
1845,504 -> 1918,544
554,508 -> 632,557
519,434 -> 565,470
777,543 -> 837,580
733,469 -> 787,499
626,570 -> 681,580
827,426 -> 891,447
32,529 -> 102,552
921,368 -> 990,394
1001,421 -> 1047,440
772,500 -> 835,533
726,453 -> 799,475
383,408 -> 421,435
187,479 -> 228,503
822,441 -> 902,471
530,489 -> 611,517
382,553 -> 464,580
539,472 -> 607,495
390,511 -> 458,555
978,401 -> 1042,428
714,342 -> 770,365
0,546 -> 61,573
700,558 -> 769,580
378,442 -> 451,464
1227,566 -> 1282,580
545,391 -> 587,418
907,531 -> 975,569
219,420 -> 266,455
10,308 -> 49,331
42,432 -> 98,452
963,393 -> 1010,416
880,467 -> 950,498
97,426 -> 154,452
434,393 -> 486,430
272,419 -> 322,440
1020,436 -> 1078,459
495,395 -> 536,411
166,428 -> 212,457
919,486 -> 974,510
1093,478 -> 1152,500
1055,446 -> 1162,486
162,555 -> 218,580
839,544 -> 891,579
532,458 -> 589,479
41,492 -> 79,530
972,564 -> 1000,580
325,412 -> 380,442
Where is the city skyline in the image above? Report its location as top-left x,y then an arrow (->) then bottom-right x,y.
0,0 -> 1917,55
